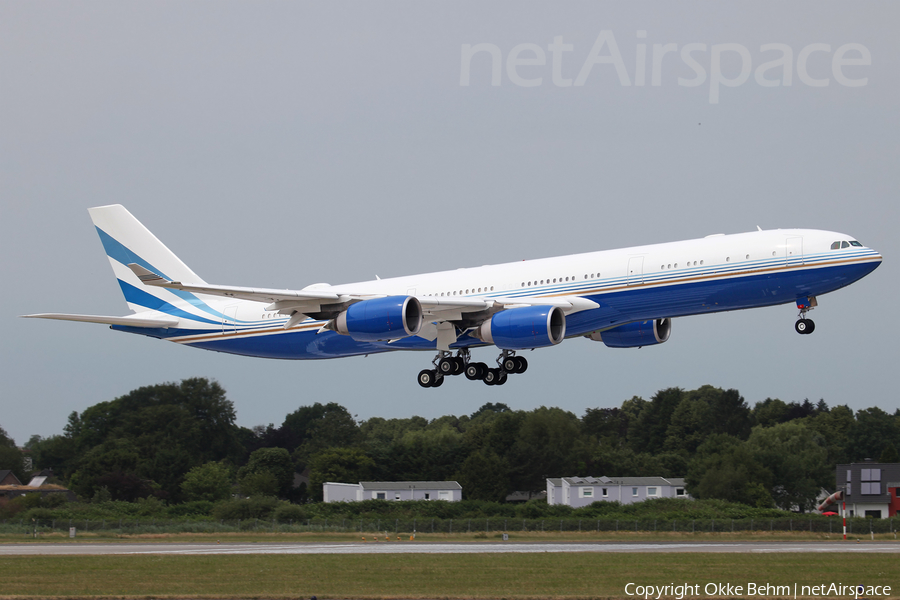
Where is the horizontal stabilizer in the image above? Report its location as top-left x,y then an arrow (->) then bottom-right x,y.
21,313 -> 179,328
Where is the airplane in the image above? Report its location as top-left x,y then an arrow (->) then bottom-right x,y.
24,205 -> 882,388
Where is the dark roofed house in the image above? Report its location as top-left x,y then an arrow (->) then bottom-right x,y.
0,469 -> 76,506
836,461 -> 900,519
0,470 -> 22,486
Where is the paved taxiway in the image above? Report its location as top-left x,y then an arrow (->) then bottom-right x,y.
2,541 -> 898,555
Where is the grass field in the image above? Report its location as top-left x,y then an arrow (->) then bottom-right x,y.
0,551 -> 897,599
2,528 -> 898,544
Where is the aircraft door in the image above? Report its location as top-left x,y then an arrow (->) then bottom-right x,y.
627,256 -> 644,285
222,305 -> 238,334
786,237 -> 804,266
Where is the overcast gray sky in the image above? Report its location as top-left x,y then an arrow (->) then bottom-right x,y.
2,1 -> 897,445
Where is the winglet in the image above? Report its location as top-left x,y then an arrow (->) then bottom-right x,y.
127,263 -> 173,286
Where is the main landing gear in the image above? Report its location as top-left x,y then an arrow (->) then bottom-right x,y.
794,296 -> 817,335
417,349 -> 528,388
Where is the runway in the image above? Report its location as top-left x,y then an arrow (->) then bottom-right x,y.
2,541 -> 898,555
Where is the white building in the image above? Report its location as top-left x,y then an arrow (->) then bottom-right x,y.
547,476 -> 689,508
323,481 -> 462,503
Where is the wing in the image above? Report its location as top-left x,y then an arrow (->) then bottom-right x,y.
127,263 -> 599,346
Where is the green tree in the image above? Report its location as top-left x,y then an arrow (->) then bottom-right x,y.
455,449 -> 510,502
752,398 -> 790,427
629,388 -> 683,455
805,404 -> 855,466
847,407 -> 900,462
181,461 -> 233,502
239,471 -> 279,497
747,422 -> 830,512
685,434 -> 773,507
238,448 -> 294,498
879,442 -> 899,463
507,407 -> 585,490
582,407 -> 628,445
663,395 -> 714,455
0,425 -> 26,483
63,378 -> 242,500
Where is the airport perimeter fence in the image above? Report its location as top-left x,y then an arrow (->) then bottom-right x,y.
1,517 -> 896,537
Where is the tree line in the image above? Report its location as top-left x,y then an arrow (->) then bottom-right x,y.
4,378 -> 899,515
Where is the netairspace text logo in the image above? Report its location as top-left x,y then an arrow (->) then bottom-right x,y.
624,582 -> 891,599
459,31 -> 871,103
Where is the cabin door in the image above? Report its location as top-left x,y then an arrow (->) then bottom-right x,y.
626,256 -> 644,285
222,305 -> 238,334
786,237 -> 804,266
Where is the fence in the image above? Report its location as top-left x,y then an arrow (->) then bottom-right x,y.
2,517 -> 896,536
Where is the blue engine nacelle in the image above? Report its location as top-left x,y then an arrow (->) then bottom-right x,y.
591,318 -> 671,348
334,296 -> 423,342
479,305 -> 566,350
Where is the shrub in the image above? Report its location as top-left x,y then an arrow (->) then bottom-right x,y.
274,503 -> 308,523
211,496 -> 281,521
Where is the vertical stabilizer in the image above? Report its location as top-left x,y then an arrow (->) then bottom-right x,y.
88,204 -> 207,314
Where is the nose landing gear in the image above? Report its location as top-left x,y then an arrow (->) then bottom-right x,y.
794,296 -> 817,335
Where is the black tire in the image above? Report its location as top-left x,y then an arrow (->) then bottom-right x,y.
417,369 -> 435,388
476,362 -> 488,378
502,357 -> 518,372
464,363 -> 481,381
805,319 -> 816,334
432,374 -> 444,387
452,357 -> 464,375
438,358 -> 455,375
515,356 -> 528,374
495,371 -> 508,386
483,368 -> 498,386
795,319 -> 808,335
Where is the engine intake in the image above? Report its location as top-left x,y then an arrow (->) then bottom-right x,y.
480,305 -> 566,350
590,318 -> 671,348
334,296 -> 423,342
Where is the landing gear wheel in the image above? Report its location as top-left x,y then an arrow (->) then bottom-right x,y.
438,357 -> 456,375
431,374 -> 445,387
514,356 -> 528,374
452,357 -> 464,375
465,363 -> 483,380
495,370 -> 508,386
483,368 -> 500,386
418,369 -> 437,388
502,357 -> 518,372
795,319 -> 815,335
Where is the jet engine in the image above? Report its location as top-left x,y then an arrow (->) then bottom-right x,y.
334,296 -> 423,342
479,305 -> 566,350
590,318 -> 671,348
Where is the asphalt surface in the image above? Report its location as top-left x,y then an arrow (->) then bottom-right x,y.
2,540 -> 898,555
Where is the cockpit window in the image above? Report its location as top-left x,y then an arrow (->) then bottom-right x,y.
831,242 -> 840,250
841,241 -> 850,248
850,241 -> 863,247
